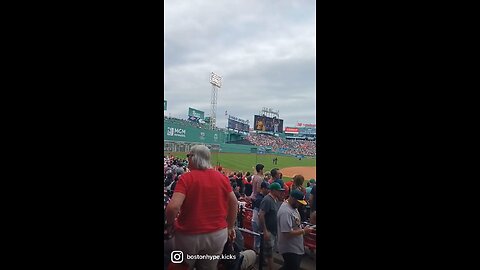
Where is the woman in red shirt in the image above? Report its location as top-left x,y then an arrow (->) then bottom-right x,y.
165,145 -> 238,269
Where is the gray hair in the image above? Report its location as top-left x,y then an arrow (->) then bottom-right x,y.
189,145 -> 212,170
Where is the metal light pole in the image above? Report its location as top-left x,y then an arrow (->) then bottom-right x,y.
209,72 -> 222,129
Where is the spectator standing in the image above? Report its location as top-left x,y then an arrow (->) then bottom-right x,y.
252,181 -> 269,254
250,164 -> 264,200
244,172 -> 253,197
277,189 -> 315,270
305,179 -> 315,198
165,145 -> 238,269
258,182 -> 284,270
270,169 -> 285,254
271,168 -> 284,189
271,169 -> 286,208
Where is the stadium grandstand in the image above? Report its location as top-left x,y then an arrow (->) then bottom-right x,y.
164,107 -> 316,157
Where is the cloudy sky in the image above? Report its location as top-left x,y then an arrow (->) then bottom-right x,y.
164,0 -> 316,129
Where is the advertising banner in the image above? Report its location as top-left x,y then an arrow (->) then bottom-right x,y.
296,122 -> 316,127
188,107 -> 205,119
164,120 -> 223,144
285,127 -> 299,134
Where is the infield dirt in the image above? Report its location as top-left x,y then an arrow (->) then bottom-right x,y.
280,166 -> 316,180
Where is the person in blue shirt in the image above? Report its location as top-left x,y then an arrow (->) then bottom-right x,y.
306,179 -> 316,198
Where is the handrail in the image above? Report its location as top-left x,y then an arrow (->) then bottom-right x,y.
237,204 -> 264,270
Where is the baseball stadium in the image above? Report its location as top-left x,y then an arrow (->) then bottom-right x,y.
164,96 -> 317,270
163,113 -> 316,181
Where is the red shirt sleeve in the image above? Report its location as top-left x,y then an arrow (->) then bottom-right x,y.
223,174 -> 233,192
174,174 -> 187,195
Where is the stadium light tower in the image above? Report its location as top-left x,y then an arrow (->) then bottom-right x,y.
209,72 -> 222,129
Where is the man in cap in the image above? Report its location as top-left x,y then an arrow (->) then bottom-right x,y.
258,182 -> 284,270
270,169 -> 286,254
277,189 -> 315,270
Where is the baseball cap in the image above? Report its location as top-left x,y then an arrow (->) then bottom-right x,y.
290,189 -> 307,205
309,179 -> 316,183
241,250 -> 256,269
269,182 -> 285,191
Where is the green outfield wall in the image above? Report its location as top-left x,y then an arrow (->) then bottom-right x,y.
163,118 -> 315,157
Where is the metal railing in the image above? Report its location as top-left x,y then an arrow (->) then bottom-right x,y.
237,204 -> 264,270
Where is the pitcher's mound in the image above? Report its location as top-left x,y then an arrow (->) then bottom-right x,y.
281,166 -> 316,180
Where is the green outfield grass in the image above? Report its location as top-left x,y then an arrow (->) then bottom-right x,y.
165,152 -> 315,176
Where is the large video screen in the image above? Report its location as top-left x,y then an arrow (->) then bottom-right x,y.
254,115 -> 284,133
228,118 -> 249,132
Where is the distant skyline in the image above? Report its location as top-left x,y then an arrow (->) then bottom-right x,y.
164,0 -> 316,129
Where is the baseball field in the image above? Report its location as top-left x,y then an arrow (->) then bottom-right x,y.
166,152 -> 316,183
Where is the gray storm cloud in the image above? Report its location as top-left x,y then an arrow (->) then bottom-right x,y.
164,0 -> 316,128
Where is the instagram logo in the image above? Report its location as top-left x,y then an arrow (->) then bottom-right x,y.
171,251 -> 184,264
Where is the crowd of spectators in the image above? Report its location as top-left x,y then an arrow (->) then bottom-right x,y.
248,165 -> 317,270
246,133 -> 284,150
164,154 -> 188,197
245,133 -> 316,156
163,148 -> 317,270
